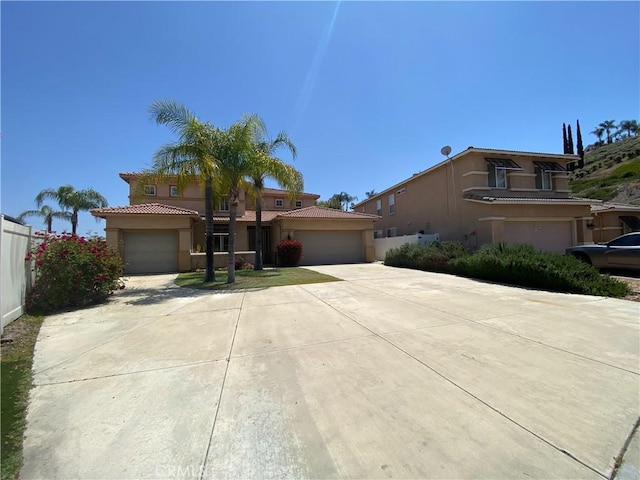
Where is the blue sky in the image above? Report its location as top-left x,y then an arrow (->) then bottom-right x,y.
2,1 -> 638,236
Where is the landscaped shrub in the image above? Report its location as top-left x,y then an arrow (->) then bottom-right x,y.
384,241 -> 467,272
276,239 -> 303,267
234,256 -> 253,270
450,243 -> 630,297
26,232 -> 125,314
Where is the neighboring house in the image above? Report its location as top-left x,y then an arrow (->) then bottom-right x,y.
589,202 -> 640,243
91,173 -> 378,273
354,147 -> 597,253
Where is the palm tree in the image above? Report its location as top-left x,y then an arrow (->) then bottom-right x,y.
36,185 -> 107,235
599,120 -> 616,144
338,191 -> 357,211
619,120 -> 639,137
147,100 -> 220,282
17,205 -> 71,232
214,114 -> 266,283
365,190 -> 377,198
247,130 -> 302,271
590,127 -> 605,145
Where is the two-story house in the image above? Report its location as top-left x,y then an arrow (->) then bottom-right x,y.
354,147 -> 596,253
91,173 -> 378,273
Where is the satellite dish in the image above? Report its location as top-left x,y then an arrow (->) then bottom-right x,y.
440,145 -> 452,158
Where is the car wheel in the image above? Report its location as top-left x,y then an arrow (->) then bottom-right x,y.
573,253 -> 592,265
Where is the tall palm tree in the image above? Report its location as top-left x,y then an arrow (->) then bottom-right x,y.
147,100 -> 220,282
247,130 -> 302,270
338,191 -> 357,211
599,120 -> 616,144
36,185 -> 107,235
214,114 -> 267,283
619,120 -> 638,137
590,127 -> 605,144
17,205 -> 71,232
365,190 -> 377,198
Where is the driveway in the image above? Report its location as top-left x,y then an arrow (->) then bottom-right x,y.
21,263 -> 639,479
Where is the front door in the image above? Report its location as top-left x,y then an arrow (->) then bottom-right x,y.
247,227 -> 271,264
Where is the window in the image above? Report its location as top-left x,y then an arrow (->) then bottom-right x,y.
144,185 -> 156,196
170,185 -> 179,197
608,233 -> 640,247
218,199 -> 229,211
376,199 -> 382,216
388,194 -> 395,214
535,166 -> 552,190
295,200 -> 303,208
486,158 -> 522,189
397,187 -> 406,196
386,227 -> 397,237
487,165 -> 507,189
213,224 -> 229,251
374,230 -> 383,239
275,199 -> 284,208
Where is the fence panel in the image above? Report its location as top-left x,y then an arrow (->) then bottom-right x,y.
373,233 -> 440,261
1,215 -> 33,334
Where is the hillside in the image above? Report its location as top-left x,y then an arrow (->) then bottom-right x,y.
570,136 -> 640,205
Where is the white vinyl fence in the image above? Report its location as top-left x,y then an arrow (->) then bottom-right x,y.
373,233 -> 440,261
1,215 -> 33,334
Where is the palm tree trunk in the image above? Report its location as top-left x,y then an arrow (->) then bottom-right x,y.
204,177 -> 216,282
227,190 -> 239,284
71,210 -> 78,235
47,218 -> 53,233
254,193 -> 263,270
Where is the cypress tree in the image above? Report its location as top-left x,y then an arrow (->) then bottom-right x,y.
576,119 -> 584,168
567,124 -> 574,154
562,123 -> 568,154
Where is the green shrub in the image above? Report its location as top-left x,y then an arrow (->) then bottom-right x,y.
384,241 -> 467,272
26,232 -> 125,314
276,239 -> 303,267
450,243 -> 630,297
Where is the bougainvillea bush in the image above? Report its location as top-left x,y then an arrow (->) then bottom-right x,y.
26,232 -> 125,314
276,239 -> 303,267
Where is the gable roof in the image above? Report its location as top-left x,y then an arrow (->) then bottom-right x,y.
277,206 -> 380,219
590,202 -> 640,213
353,147 -> 580,208
91,203 -> 200,217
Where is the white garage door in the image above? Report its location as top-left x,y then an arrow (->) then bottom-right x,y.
503,221 -> 573,253
124,231 -> 178,274
295,231 -> 363,265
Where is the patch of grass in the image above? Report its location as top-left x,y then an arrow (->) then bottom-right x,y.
1,314 -> 44,480
175,267 -> 341,290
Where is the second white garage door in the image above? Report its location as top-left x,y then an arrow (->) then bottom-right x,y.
503,221 -> 573,253
295,230 -> 363,265
124,231 -> 178,274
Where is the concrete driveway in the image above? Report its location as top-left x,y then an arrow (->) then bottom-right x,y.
21,263 -> 639,479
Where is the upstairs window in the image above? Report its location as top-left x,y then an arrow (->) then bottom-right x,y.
170,185 -> 179,197
388,194 -> 395,214
275,199 -> 284,208
144,185 -> 156,196
218,199 -> 229,211
376,199 -> 382,216
486,158 -> 522,189
295,200 -> 303,208
535,166 -> 552,190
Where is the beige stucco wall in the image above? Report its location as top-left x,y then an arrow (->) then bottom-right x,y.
358,151 -> 591,248
591,210 -> 640,243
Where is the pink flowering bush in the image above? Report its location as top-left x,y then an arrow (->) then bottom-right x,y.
26,232 -> 125,313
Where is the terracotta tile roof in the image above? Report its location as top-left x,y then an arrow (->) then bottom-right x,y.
463,193 -> 597,205
590,202 -> 640,212
277,206 -> 380,219
210,210 -> 281,222
91,203 -> 200,216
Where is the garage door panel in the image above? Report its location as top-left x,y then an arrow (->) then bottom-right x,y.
295,231 -> 363,265
124,231 -> 178,274
503,222 -> 572,253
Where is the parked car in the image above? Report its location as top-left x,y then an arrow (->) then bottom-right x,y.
566,232 -> 640,271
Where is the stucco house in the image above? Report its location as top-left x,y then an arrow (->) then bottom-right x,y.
91,173 -> 378,274
354,147 -> 599,253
